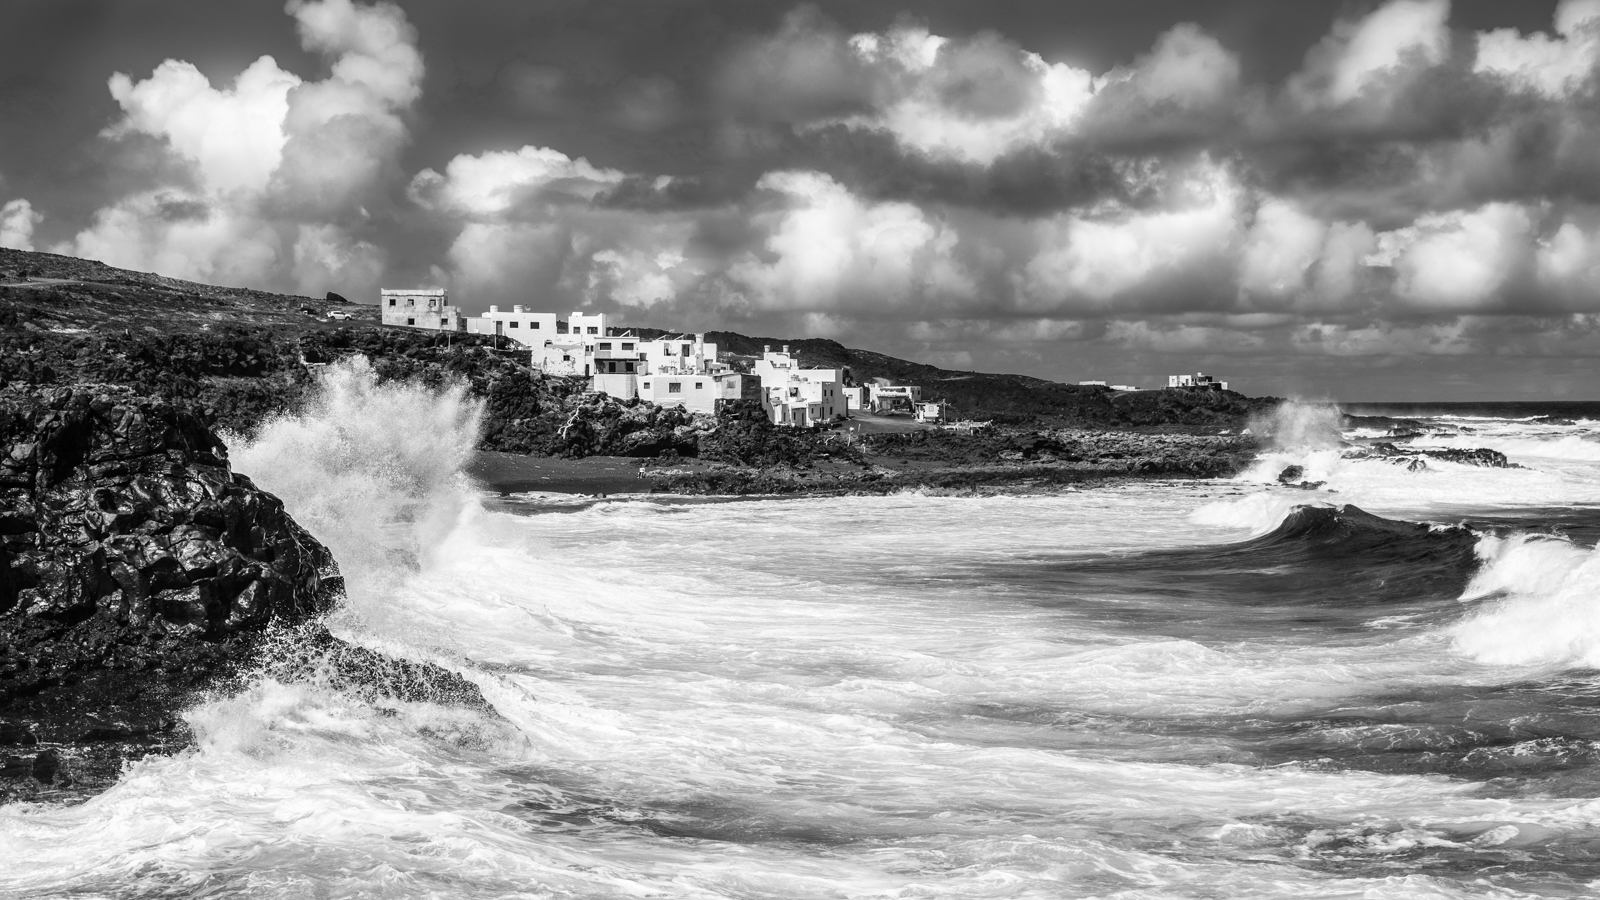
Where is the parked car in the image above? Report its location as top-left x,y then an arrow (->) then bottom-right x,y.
326,311 -> 355,321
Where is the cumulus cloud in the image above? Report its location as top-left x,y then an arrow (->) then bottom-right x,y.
728,170 -> 973,311
64,0 -> 421,298
0,199 -> 41,251
1476,0 -> 1600,97
1289,0 -> 1452,108
409,145 -> 623,216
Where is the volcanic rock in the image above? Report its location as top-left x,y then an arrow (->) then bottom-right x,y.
0,386 -> 344,797
1277,465 -> 1305,484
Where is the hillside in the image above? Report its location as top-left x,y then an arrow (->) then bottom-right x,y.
1,247 -> 1273,480
0,247 -> 378,333
703,332 -> 1272,429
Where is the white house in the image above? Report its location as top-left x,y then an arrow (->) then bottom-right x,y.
381,289 -> 464,331
637,371 -> 745,414
379,295 -> 748,413
753,345 -> 845,426
480,305 -> 560,343
866,383 -> 922,413
1167,372 -> 1229,391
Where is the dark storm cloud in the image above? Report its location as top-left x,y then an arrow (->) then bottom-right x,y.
5,0 -> 1600,398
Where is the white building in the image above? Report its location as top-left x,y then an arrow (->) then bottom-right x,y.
637,371 -> 745,415
1167,372 -> 1229,391
866,383 -> 922,414
379,296 -> 748,414
381,289 -> 464,331
914,400 -> 949,424
754,345 -> 845,426
529,312 -> 622,376
479,305 -> 560,343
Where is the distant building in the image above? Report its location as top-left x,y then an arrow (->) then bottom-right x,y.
478,305 -> 560,342
1078,380 -> 1107,387
866,382 -> 922,413
1167,372 -> 1229,391
381,289 -> 463,331
914,400 -> 949,424
378,294 -> 767,415
754,345 -> 845,426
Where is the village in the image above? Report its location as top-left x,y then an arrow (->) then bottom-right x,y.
380,288 -> 1229,427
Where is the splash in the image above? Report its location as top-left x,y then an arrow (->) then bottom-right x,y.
1450,533 -> 1600,669
226,356 -> 484,599
1250,400 -> 1344,452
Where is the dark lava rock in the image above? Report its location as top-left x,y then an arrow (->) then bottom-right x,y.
0,386 -> 496,802
0,386 -> 344,797
325,292 -> 349,304
1420,447 -> 1514,468
262,624 -> 494,714
1277,465 -> 1305,484
1342,443 -> 1514,470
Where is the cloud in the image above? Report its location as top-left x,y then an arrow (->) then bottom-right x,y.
30,0 -> 1600,390
719,10 -> 1097,165
1289,0 -> 1452,108
1019,158 -> 1243,312
1475,0 -> 1600,97
64,0 -> 422,299
727,169 -> 973,311
0,199 -> 41,251
409,145 -> 623,216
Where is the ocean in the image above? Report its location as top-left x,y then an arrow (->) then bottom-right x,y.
7,368 -> 1600,899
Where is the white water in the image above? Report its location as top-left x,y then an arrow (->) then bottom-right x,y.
8,384 -> 1600,897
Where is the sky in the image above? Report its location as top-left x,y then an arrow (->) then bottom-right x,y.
2,0 -> 1600,399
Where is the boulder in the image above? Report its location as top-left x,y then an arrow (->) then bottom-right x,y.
0,386 -> 344,797
1277,465 -> 1305,484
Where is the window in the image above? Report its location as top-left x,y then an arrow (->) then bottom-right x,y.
668,382 -> 682,393
388,298 -> 395,306
622,343 -> 634,351
625,362 -> 635,373
695,382 -> 703,390
599,342 -> 612,350
531,321 -> 540,329
440,317 -> 449,326
562,354 -> 571,362
643,382 -> 651,389
681,344 -> 692,356
406,318 -> 415,325
587,326 -> 598,334
509,321 -> 519,328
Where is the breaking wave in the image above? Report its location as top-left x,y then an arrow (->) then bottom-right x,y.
226,356 -> 485,596
1451,533 -> 1600,669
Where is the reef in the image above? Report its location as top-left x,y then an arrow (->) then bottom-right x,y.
1342,442 -> 1516,469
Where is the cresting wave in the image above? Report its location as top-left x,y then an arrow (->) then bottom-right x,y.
1452,531 -> 1600,669
227,357 -> 486,600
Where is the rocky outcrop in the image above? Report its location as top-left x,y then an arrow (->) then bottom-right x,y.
0,387 -> 345,798
1342,441 -> 1515,469
0,386 -> 495,802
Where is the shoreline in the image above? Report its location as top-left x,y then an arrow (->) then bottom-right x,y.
467,446 -> 1259,498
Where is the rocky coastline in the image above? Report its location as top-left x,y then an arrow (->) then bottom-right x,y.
0,386 -> 484,802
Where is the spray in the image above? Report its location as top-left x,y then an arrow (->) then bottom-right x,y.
225,356 -> 485,603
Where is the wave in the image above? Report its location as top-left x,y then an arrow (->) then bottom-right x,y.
226,356 -> 486,600
1032,505 -> 1480,630
1450,532 -> 1600,669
